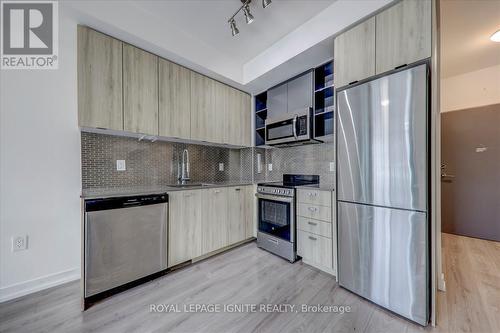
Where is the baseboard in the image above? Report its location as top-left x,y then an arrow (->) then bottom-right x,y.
0,268 -> 80,303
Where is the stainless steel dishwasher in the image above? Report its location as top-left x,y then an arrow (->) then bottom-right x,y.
84,193 -> 168,299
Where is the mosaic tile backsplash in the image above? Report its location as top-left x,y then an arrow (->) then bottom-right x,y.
81,132 -> 335,189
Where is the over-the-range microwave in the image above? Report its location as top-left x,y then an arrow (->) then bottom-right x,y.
264,108 -> 320,146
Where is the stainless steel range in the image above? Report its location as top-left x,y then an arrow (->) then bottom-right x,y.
256,174 -> 319,262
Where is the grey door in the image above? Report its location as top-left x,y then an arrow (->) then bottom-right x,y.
287,71 -> 313,114
85,203 -> 167,297
267,83 -> 287,119
338,201 -> 428,325
441,105 -> 500,241
337,64 -> 428,211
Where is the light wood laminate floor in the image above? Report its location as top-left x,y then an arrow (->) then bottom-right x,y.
1,234 -> 499,333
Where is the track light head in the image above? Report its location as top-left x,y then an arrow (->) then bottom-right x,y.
262,0 -> 271,8
243,5 -> 254,24
229,19 -> 239,36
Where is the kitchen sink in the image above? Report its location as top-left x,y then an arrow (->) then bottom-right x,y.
168,183 -> 214,188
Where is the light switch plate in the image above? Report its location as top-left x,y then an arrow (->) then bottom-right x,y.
116,160 -> 126,171
329,162 -> 335,172
268,163 -> 273,171
219,163 -> 224,171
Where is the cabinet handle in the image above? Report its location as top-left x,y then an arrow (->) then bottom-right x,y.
308,192 -> 318,197
308,236 -> 317,241
184,193 -> 192,197
307,221 -> 317,226
395,64 -> 408,70
235,188 -> 241,191
267,238 -> 279,245
308,207 -> 318,212
214,190 -> 221,194
348,80 -> 359,85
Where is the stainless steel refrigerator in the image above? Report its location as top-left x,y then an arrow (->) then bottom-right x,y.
336,64 -> 429,325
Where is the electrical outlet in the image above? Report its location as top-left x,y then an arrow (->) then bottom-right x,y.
116,160 -> 126,171
12,235 -> 28,252
218,163 -> 224,171
268,163 -> 273,171
329,162 -> 335,172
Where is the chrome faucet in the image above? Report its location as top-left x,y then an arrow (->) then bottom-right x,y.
178,149 -> 190,184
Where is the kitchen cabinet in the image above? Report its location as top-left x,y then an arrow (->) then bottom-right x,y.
376,0 -> 431,74
168,190 -> 202,267
237,90 -> 252,147
78,26 -> 123,130
244,186 -> 256,238
227,186 -> 248,244
216,82 -> 231,145
159,59 -> 191,139
123,44 -> 159,135
201,187 -> 229,254
267,83 -> 287,120
296,188 -> 336,276
287,72 -> 313,114
334,17 -> 376,88
190,71 -> 216,142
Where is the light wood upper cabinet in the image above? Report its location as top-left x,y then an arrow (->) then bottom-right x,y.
159,59 -> 191,139
78,26 -> 123,130
190,71 -> 216,142
201,187 -> 229,254
168,190 -> 202,267
376,0 -> 432,74
334,17 -> 376,88
123,44 -> 159,135
215,81 -> 230,145
226,89 -> 251,146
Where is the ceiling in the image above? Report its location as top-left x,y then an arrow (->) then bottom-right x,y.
135,0 -> 336,65
440,0 -> 500,78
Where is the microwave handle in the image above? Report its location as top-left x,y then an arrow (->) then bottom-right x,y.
292,115 -> 298,140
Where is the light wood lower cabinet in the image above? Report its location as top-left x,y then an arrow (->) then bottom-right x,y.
168,186 -> 254,266
123,44 -> 159,135
297,231 -> 333,270
201,187 -> 229,254
168,190 -> 202,267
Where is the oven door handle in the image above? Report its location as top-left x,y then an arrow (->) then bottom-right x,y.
292,114 -> 298,140
255,193 -> 294,203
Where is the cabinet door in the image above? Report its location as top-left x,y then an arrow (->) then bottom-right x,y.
123,44 -> 159,135
267,83 -> 287,120
244,186 -> 256,239
159,59 -> 191,139
214,81 -> 230,144
334,17 -> 376,88
376,0 -> 431,74
201,188 -> 228,254
168,190 -> 202,267
191,72 -> 216,142
227,187 -> 247,244
78,26 -> 123,130
287,72 -> 313,114
239,91 -> 252,147
225,87 -> 241,145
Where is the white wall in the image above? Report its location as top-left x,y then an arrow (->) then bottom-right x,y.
0,7 -> 81,301
441,64 -> 500,112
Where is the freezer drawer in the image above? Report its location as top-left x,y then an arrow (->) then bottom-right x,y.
85,203 -> 167,297
336,64 -> 428,211
338,201 -> 428,325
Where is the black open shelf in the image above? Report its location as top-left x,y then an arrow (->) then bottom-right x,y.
314,86 -> 334,115
314,61 -> 333,91
315,111 -> 333,138
254,91 -> 268,146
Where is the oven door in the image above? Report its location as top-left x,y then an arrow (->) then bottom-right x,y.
256,193 -> 295,242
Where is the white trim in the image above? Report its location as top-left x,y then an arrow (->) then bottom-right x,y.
0,268 -> 80,303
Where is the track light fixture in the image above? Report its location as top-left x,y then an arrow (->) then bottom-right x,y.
262,0 -> 272,8
243,5 -> 254,24
228,0 -> 271,37
229,19 -> 239,36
